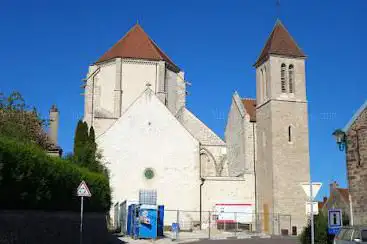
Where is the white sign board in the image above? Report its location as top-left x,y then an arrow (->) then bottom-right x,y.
214,204 -> 254,224
328,209 -> 342,228
305,202 -> 319,215
77,181 -> 92,197
301,182 -> 322,200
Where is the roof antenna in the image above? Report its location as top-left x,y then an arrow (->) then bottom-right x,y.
276,0 -> 281,20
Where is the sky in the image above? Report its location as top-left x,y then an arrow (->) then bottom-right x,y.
0,0 -> 366,200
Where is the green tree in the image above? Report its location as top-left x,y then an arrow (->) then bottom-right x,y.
300,213 -> 331,244
72,121 -> 107,174
0,91 -> 51,149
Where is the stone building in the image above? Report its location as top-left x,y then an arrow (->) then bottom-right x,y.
336,100 -> 367,225
321,181 -> 351,225
225,20 -> 311,235
83,24 -> 251,228
81,20 -> 311,234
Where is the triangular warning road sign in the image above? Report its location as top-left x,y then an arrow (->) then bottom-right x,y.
77,181 -> 92,197
301,182 -> 322,200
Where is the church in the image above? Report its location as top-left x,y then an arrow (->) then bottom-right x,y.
82,20 -> 310,235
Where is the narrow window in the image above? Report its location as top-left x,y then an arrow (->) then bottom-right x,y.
264,67 -> 269,99
260,69 -> 264,100
288,126 -> 292,142
289,64 -> 294,93
281,63 -> 287,93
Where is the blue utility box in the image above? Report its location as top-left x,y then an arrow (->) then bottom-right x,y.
138,205 -> 158,239
127,204 -> 165,239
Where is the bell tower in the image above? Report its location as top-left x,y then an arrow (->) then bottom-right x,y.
254,20 -> 310,235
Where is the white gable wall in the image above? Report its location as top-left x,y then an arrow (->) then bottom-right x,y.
97,89 -> 200,224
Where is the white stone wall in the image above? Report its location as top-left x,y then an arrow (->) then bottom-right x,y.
225,94 -> 246,176
202,178 -> 254,210
96,89 -> 200,225
176,108 -> 226,177
83,58 -> 185,136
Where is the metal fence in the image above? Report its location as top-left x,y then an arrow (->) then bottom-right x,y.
163,210 -> 294,241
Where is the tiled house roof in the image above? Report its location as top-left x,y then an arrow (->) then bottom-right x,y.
242,99 -> 256,122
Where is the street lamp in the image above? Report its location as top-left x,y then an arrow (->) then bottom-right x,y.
332,129 -> 347,151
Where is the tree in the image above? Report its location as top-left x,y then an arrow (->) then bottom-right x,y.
300,213 -> 332,244
0,91 -> 51,149
72,121 -> 107,174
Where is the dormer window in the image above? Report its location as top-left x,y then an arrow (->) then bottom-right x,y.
281,63 -> 287,93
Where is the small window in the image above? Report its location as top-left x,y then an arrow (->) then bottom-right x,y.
260,69 -> 264,99
289,64 -> 294,93
264,67 -> 269,98
288,126 -> 292,142
281,63 -> 286,93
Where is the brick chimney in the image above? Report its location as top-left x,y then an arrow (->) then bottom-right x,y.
329,181 -> 339,195
49,104 -> 59,146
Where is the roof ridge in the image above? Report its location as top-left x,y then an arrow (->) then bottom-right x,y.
273,20 -> 306,58
138,26 -> 166,61
96,23 -> 139,64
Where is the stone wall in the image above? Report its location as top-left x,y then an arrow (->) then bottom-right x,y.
0,211 -> 119,244
346,107 -> 367,225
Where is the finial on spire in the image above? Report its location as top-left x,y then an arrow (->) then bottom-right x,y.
276,0 -> 281,19
136,18 -> 139,25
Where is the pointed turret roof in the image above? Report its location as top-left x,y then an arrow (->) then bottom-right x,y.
254,20 -> 306,67
96,24 -> 180,72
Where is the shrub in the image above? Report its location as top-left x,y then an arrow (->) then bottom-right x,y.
300,213 -> 333,244
0,136 -> 111,212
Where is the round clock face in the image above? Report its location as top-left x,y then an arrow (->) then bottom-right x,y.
144,168 -> 155,180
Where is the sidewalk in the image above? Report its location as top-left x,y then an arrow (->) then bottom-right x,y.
119,230 -> 271,244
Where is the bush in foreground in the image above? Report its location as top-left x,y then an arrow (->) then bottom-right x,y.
0,136 -> 111,212
300,213 -> 333,244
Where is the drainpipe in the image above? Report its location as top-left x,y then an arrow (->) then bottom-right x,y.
252,122 -> 258,231
199,142 -> 205,230
349,194 -> 354,226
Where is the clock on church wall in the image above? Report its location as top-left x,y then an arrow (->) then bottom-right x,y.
144,168 -> 155,180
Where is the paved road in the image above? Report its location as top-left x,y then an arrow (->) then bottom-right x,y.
189,237 -> 299,244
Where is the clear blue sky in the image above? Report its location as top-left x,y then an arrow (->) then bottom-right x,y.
1,0 -> 366,200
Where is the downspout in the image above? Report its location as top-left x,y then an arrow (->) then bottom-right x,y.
199,142 -> 205,230
252,122 -> 258,231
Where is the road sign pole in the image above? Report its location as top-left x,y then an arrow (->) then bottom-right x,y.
310,182 -> 314,244
80,196 -> 84,244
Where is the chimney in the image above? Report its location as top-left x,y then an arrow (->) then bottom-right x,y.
329,181 -> 339,195
49,104 -> 59,146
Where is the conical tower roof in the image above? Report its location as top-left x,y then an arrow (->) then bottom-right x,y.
254,20 -> 306,67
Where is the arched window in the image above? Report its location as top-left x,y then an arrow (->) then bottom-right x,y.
260,69 -> 264,100
289,64 -> 294,93
281,63 -> 287,93
288,126 -> 292,142
264,67 -> 269,99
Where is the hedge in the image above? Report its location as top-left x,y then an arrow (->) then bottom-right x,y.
0,136 -> 111,212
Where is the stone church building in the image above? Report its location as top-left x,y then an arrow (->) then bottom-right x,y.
82,20 -> 310,234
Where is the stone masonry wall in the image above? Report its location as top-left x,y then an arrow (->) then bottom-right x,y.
346,107 -> 367,225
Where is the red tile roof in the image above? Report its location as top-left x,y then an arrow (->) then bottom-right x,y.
96,24 -> 179,72
337,188 -> 350,202
242,99 -> 256,122
254,20 -> 306,67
